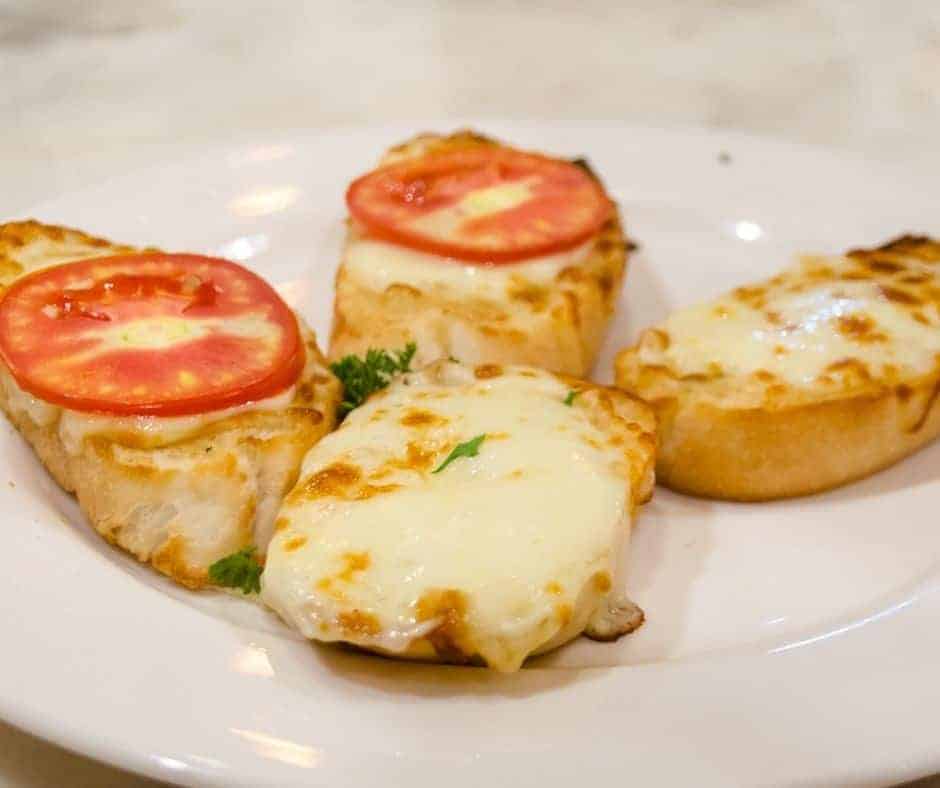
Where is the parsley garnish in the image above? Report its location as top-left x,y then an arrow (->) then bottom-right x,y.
563,389 -> 581,406
208,547 -> 262,594
432,434 -> 486,474
330,342 -> 417,417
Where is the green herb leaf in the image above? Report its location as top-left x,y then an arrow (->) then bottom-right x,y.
563,389 -> 581,406
330,342 -> 417,417
432,434 -> 486,474
208,547 -> 262,594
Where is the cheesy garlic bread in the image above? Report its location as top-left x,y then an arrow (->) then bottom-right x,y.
615,236 -> 940,500
0,220 -> 341,587
263,360 -> 656,672
330,131 -> 630,377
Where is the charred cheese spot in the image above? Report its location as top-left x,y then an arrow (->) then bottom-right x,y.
283,535 -> 308,552
400,408 -> 447,428
825,358 -> 873,381
836,314 -> 888,343
384,283 -> 422,298
316,581 -> 343,602
388,441 -> 437,474
596,271 -> 614,298
733,285 -> 767,308
862,258 -> 905,275
296,382 -> 316,404
357,483 -> 402,499
417,588 -> 471,662
338,551 -> 371,581
151,535 -> 207,589
338,610 -> 381,637
474,363 -> 503,379
557,266 -> 585,284
649,328 -> 671,349
290,462 -> 362,502
593,571 -> 613,593
880,285 -> 921,306
507,279 -> 549,311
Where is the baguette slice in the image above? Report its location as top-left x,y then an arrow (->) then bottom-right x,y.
329,130 -> 630,376
615,236 -> 940,501
0,220 -> 341,587
262,360 -> 655,672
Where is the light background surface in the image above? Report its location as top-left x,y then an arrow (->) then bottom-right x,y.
1,1 -> 938,785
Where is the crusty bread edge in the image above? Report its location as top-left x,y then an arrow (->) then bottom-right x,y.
616,351 -> 940,500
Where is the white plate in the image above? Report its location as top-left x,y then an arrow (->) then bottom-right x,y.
2,123 -> 939,787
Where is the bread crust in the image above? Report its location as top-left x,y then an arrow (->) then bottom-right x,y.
614,236 -> 940,501
0,219 -> 151,287
0,221 -> 341,586
329,131 -> 629,376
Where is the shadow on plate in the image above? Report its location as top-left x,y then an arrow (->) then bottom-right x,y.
301,640 -> 599,700
803,440 -> 940,504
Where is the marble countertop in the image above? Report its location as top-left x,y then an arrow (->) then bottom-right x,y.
1,0 -> 938,785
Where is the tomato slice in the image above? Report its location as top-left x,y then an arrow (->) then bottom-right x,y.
0,253 -> 304,417
346,147 -> 613,263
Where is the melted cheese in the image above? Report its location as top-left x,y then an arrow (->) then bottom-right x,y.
647,257 -> 940,386
344,236 -> 593,300
0,365 -> 295,453
263,363 -> 632,672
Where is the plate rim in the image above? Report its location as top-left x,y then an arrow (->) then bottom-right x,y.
2,120 -> 939,788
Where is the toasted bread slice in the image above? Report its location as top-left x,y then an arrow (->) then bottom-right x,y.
0,220 -> 341,587
615,236 -> 940,501
262,361 -> 655,672
329,131 -> 629,376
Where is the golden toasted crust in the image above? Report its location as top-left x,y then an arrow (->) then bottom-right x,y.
0,220 -> 342,587
614,236 -> 940,500
0,219 -> 153,289
329,130 -> 629,376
